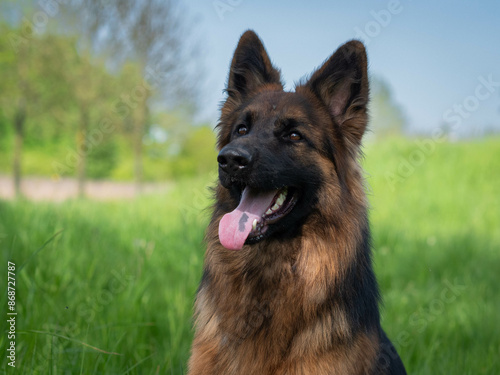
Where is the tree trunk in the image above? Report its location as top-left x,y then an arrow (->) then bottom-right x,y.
13,98 -> 26,199
76,103 -> 89,198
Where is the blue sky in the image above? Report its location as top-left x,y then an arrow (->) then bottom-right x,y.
186,0 -> 500,136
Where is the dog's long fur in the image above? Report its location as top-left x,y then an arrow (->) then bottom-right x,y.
187,30 -> 406,375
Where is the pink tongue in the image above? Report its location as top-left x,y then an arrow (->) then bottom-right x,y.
218,187 -> 277,250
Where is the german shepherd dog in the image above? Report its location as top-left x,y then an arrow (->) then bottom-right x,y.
188,30 -> 406,375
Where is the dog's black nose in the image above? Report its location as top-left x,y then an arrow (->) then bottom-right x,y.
217,146 -> 253,177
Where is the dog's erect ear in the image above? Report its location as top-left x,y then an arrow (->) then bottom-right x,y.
304,40 -> 369,146
227,30 -> 282,99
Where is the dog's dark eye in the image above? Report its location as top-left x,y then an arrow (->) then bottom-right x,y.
288,132 -> 302,141
236,125 -> 248,136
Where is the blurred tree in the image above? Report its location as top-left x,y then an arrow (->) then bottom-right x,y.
0,22 -> 30,197
102,0 -> 201,192
369,76 -> 407,138
58,1 -> 118,197
0,23 -> 73,197
66,52 -> 116,195
26,35 -> 76,145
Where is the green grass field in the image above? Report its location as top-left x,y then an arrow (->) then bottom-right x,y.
1,137 -> 499,374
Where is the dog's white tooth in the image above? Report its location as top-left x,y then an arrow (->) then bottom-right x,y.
280,189 -> 287,199
277,194 -> 285,205
265,208 -> 273,215
252,219 -> 257,231
272,203 -> 280,211
282,191 -> 288,202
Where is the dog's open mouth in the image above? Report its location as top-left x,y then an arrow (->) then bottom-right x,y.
218,186 -> 299,250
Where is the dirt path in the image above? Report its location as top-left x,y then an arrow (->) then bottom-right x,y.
0,175 -> 171,201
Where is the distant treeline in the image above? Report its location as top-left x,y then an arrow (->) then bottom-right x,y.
0,0 -> 209,197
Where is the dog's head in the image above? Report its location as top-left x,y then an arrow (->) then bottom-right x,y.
216,30 -> 369,250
